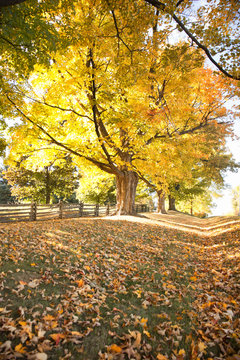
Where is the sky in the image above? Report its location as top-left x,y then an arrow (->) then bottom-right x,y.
211,117 -> 240,216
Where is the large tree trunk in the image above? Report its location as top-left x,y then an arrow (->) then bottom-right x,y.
157,190 -> 167,214
168,195 -> 176,211
115,171 -> 138,215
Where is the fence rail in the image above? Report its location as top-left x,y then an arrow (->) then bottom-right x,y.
0,202 -> 149,223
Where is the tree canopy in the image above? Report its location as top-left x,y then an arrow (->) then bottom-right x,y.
1,0 -> 239,214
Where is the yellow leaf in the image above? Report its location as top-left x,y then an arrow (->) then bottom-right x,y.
19,321 -> 27,327
50,333 -> 65,340
140,317 -> 148,326
198,341 -> 206,352
107,344 -> 122,353
50,321 -> 58,329
15,344 -> 26,353
179,349 -> 186,356
50,333 -> 65,345
143,330 -> 151,338
71,331 -> 83,337
190,276 -> 197,281
157,354 -> 168,360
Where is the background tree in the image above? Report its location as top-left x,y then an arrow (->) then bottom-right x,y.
3,157 -> 79,204
0,169 -> 15,203
232,186 -> 240,216
76,172 -> 116,205
176,190 -> 215,218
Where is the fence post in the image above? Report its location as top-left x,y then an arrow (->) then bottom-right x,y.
106,202 -> 110,216
59,200 -> 63,219
95,203 -> 99,217
30,202 -> 37,221
79,201 -> 84,217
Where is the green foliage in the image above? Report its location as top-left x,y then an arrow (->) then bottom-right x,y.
3,157 -> 79,204
0,169 -> 15,203
0,0 -> 74,77
176,191 -> 215,217
76,173 -> 116,205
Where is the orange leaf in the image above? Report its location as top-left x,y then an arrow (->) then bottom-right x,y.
50,333 -> 65,345
157,354 -> 168,360
15,344 -> 26,354
76,279 -> 84,287
43,315 -> 55,321
107,344 -> 122,353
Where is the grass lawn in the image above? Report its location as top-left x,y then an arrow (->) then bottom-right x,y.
0,216 -> 239,359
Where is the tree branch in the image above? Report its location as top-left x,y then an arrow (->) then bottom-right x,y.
144,0 -> 240,80
6,95 -> 117,175
105,0 -> 133,55
87,48 -> 123,166
13,89 -> 94,122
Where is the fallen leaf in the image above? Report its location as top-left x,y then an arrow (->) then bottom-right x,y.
15,343 -> 26,354
107,344 -> 122,353
157,354 -> 168,360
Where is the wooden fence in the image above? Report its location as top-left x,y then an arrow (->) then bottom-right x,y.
0,202 -> 149,223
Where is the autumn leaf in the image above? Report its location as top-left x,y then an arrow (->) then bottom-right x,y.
76,279 -> 84,287
198,341 -> 207,352
50,333 -> 65,345
157,354 -> 168,360
107,344 -> 122,353
15,344 -> 26,354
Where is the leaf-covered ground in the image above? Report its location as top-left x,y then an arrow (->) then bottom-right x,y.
0,216 -> 239,360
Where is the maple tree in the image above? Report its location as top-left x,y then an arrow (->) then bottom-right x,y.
6,41 -> 234,214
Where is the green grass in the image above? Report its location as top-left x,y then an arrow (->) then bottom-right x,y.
0,217 -> 239,359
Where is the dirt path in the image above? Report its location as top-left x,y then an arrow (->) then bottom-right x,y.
106,211 -> 240,237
